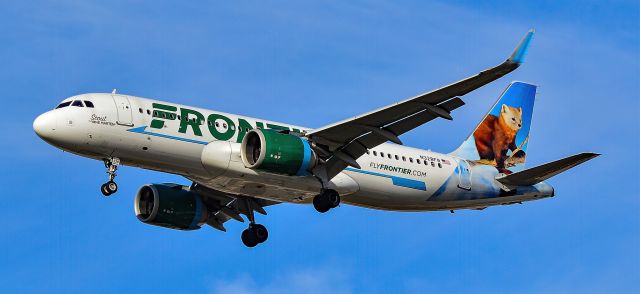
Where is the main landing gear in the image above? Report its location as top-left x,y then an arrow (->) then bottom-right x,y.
241,223 -> 268,248
240,200 -> 268,248
101,157 -> 120,196
313,189 -> 340,213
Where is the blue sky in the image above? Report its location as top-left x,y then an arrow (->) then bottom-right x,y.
1,1 -> 638,293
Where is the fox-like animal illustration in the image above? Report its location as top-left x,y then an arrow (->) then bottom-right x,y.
473,104 -> 524,171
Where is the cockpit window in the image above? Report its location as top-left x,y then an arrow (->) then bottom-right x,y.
84,101 -> 94,108
55,101 -> 71,109
71,100 -> 84,107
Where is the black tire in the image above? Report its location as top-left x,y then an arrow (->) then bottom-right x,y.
313,194 -> 331,213
106,181 -> 118,193
252,224 -> 269,243
326,190 -> 341,208
101,184 -> 112,196
241,228 -> 259,247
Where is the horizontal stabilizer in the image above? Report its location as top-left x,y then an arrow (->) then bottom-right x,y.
496,152 -> 600,187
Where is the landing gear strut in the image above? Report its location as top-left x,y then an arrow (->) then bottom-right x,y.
313,189 -> 340,213
240,199 -> 268,248
101,157 -> 120,196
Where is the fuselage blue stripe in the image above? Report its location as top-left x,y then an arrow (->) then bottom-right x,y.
127,126 -> 209,145
127,127 -> 426,191
296,138 -> 312,176
344,167 -> 427,191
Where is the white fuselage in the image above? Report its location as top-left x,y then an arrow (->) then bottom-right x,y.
33,93 -> 554,211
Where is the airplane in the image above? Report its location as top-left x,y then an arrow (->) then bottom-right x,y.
33,29 -> 598,247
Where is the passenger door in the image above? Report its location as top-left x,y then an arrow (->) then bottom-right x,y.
457,159 -> 472,190
112,95 -> 133,126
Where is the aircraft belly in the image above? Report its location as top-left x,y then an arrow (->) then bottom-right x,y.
341,169 -> 435,210
191,175 -> 317,203
191,163 -> 360,203
338,161 -> 549,211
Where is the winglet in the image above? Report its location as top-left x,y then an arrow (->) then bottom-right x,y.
508,29 -> 535,64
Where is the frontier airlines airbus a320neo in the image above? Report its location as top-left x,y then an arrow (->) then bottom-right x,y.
33,30 -> 598,247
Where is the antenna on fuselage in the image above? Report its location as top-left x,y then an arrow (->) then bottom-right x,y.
111,89 -> 117,94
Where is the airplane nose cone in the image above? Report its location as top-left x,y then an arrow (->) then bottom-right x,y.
33,112 -> 57,140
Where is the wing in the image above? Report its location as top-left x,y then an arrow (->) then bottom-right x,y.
307,29 -> 535,180
191,183 -> 281,232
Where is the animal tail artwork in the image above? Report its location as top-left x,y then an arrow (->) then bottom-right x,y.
451,81 -> 537,174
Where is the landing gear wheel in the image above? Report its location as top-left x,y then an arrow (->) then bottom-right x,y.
241,224 -> 269,247
326,189 -> 341,208
252,224 -> 269,243
313,195 -> 331,213
241,228 -> 259,248
313,189 -> 340,213
106,181 -> 118,193
100,183 -> 112,196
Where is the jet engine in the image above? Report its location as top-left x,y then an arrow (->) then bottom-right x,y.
240,129 -> 317,176
134,184 -> 208,230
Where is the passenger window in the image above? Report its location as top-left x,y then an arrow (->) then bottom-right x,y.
417,159 -> 421,164
147,109 -> 151,115
402,156 -> 406,161
366,150 -> 370,155
84,101 -> 94,108
431,162 -> 435,167
424,160 -> 428,166
395,155 -> 399,160
373,151 -> 378,156
438,163 -> 442,168
409,158 -> 413,163
139,108 -> 143,113
55,101 -> 71,109
215,122 -> 220,127
380,152 -> 384,157
387,154 -> 392,159
71,100 -> 84,107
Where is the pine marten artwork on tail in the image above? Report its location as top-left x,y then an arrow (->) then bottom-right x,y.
473,104 -> 526,173
452,81 -> 536,174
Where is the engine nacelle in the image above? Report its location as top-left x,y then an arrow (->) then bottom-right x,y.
240,129 -> 317,176
134,184 -> 208,231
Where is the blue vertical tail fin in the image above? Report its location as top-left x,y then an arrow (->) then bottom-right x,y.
451,81 -> 537,173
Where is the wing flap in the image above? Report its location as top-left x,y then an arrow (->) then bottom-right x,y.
190,183 -> 281,232
322,98 -> 465,179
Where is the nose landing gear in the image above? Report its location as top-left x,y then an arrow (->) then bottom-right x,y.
101,158 -> 120,196
312,189 -> 340,213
